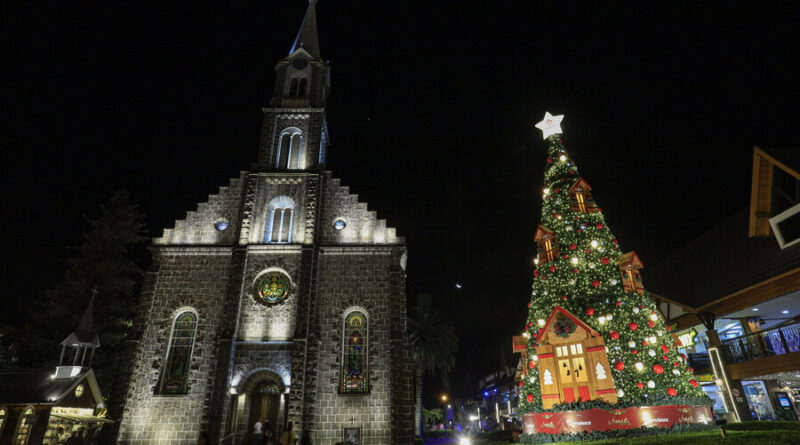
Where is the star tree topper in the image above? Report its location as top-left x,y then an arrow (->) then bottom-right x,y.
535,111 -> 564,139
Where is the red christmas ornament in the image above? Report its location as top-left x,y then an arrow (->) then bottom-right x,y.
546,157 -> 553,164
632,349 -> 638,355
637,382 -> 644,389
569,170 -> 576,175
574,216 -> 579,221
660,345 -> 669,354
674,362 -> 680,367
549,265 -> 556,272
642,341 -> 647,346
569,243 -> 577,250
653,364 -> 664,374
563,254 -> 569,259
688,367 -> 694,373
528,360 -> 536,369
528,322 -> 534,327
552,213 -> 560,219
667,388 -> 677,397
596,223 -> 604,229
519,381 -> 524,388
577,229 -> 582,233
667,326 -> 672,332
526,393 -> 534,403
591,280 -> 600,288
554,188 -> 560,193
613,239 -> 618,245
533,270 -> 539,278
615,362 -> 624,371
662,355 -> 668,361
601,257 -> 610,265
629,322 -> 638,331
615,301 -> 622,306
573,269 -> 579,274
561,295 -> 567,300
610,331 -> 620,340
585,249 -> 591,253
586,307 -> 595,316
690,379 -> 698,388
648,320 -> 655,328
527,302 -> 531,308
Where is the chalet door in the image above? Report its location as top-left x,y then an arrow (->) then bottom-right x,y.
554,343 -> 590,403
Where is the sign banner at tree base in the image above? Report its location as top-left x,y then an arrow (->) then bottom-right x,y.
522,405 -> 712,435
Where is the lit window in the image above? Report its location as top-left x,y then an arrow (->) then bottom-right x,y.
13,407 -> 34,445
265,196 -> 296,244
158,311 -> 197,395
534,226 -> 559,264
569,178 -> 596,213
289,77 -> 308,98
340,311 -> 369,393
276,128 -> 303,169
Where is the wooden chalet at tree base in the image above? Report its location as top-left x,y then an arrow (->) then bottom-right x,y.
524,306 -> 713,436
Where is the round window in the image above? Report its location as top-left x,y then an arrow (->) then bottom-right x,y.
256,273 -> 290,304
75,384 -> 85,398
334,219 -> 346,230
214,218 -> 229,231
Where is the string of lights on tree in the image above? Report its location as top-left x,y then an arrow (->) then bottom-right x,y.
519,112 -> 710,413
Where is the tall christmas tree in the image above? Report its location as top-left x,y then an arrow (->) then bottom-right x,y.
519,112 -> 710,435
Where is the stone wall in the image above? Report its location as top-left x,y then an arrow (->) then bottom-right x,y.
304,246 -> 410,445
116,249 -> 234,445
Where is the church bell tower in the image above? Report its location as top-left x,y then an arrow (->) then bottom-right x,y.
257,0 -> 330,171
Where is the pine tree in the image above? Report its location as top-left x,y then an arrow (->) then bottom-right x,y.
519,113 -> 709,413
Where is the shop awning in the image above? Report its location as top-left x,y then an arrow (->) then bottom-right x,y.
50,412 -> 114,424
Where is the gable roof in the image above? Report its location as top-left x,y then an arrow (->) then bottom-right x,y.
569,177 -> 592,193
617,251 -> 644,269
0,369 -> 103,407
644,207 -> 800,309
533,225 -> 555,241
536,306 -> 600,343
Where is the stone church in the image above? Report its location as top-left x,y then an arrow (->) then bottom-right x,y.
115,3 -> 414,444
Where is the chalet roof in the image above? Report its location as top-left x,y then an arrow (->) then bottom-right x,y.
0,369 -> 100,406
644,207 -> 800,309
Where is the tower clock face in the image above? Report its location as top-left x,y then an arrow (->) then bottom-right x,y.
292,58 -> 308,69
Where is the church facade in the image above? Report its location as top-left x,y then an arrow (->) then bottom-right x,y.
115,4 -> 415,444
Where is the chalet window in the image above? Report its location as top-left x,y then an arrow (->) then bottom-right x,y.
534,225 -> 559,264
276,128 -> 302,169
569,178 -> 596,213
158,311 -> 197,395
617,251 -> 645,295
340,310 -> 369,393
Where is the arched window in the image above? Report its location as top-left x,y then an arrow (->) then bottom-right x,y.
158,311 -> 197,395
276,128 -> 302,169
13,407 -> 34,445
0,407 -> 7,439
265,196 -> 296,244
289,77 -> 307,98
340,310 -> 369,393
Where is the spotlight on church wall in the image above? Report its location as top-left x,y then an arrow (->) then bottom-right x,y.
230,387 -> 237,395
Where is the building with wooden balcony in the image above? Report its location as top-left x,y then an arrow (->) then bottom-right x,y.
645,147 -> 800,423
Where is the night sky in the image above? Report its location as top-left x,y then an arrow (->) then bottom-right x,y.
3,2 -> 799,404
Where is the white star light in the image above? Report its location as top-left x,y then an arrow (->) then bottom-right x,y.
535,112 -> 564,139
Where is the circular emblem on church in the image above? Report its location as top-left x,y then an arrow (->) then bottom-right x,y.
255,273 -> 290,304
292,58 -> 309,69
75,384 -> 85,398
214,218 -> 229,231
334,219 -> 346,230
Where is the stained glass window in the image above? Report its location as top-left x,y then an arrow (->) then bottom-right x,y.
13,407 -> 34,445
158,311 -> 197,395
256,273 -> 290,304
340,311 -> 368,393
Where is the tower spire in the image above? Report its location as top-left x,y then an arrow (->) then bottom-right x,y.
290,0 -> 321,59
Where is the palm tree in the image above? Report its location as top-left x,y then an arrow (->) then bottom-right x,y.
408,293 -> 458,438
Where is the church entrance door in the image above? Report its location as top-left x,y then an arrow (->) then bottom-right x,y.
249,382 -> 281,438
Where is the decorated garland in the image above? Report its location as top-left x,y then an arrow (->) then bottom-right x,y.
553,316 -> 577,338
